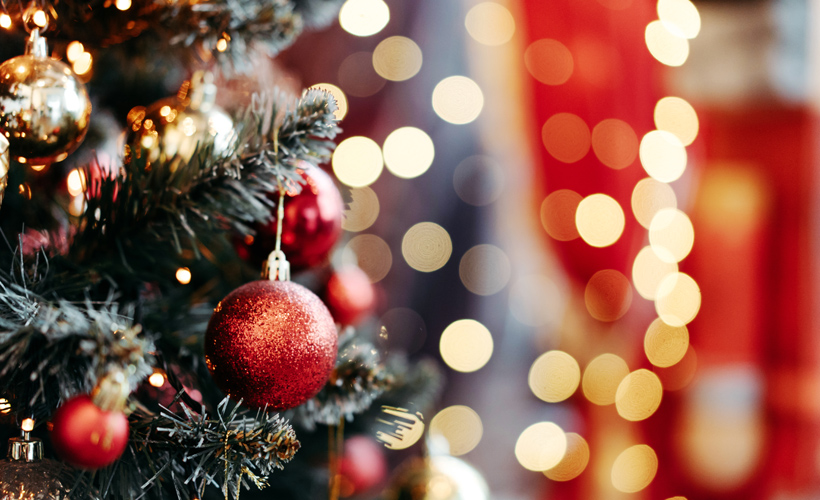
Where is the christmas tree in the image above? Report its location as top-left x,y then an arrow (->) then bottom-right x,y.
0,0 -> 442,498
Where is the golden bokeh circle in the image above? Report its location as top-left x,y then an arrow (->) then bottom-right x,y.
649,208 -> 695,263
309,83 -> 348,120
338,0 -> 390,37
655,272 -> 701,326
654,96 -> 698,146
576,194 -> 625,248
645,20 -> 689,67
582,353 -> 630,406
401,222 -> 452,273
645,318 -> 689,368
332,136 -> 384,187
342,186 -> 380,232
615,369 -> 663,421
632,245 -> 678,300
543,433 -> 590,481
525,39 -> 573,85
591,119 -> 639,170
515,422 -> 567,471
528,351 -> 581,403
639,130 -> 687,183
657,0 -> 701,39
542,113 -> 590,164
611,444 -> 659,493
459,244 -> 511,296
372,36 -> 423,82
465,2 -> 516,46
439,319 -> 494,373
429,405 -> 483,456
383,126 -> 435,179
432,76 -> 484,125
584,269 -> 632,322
345,234 -> 392,283
541,189 -> 582,241
631,177 -> 677,229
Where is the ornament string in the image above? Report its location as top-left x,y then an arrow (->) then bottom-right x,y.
264,177 -> 290,281
328,417 -> 344,500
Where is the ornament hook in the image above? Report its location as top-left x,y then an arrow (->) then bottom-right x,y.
24,28 -> 47,58
262,179 -> 290,281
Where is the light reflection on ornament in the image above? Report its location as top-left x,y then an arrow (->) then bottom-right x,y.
528,350 -> 580,403
439,319 -> 493,373
515,422 -> 567,471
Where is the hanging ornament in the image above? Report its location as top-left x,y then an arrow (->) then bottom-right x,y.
0,419 -> 71,499
0,28 -> 91,166
325,265 -> 375,325
236,163 -> 344,270
206,187 -> 339,410
383,456 -> 490,500
123,71 -> 234,177
50,369 -> 130,470
338,435 -> 388,496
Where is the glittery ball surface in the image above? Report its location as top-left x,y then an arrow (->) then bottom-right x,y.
204,280 -> 338,410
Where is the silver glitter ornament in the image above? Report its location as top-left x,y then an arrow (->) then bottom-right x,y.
0,29 -> 92,166
0,434 -> 71,500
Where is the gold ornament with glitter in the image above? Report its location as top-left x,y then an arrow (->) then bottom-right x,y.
0,26 -> 91,166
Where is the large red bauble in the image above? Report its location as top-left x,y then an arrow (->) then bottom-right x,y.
204,280 -> 338,410
325,266 -> 375,325
50,394 -> 129,469
237,164 -> 344,269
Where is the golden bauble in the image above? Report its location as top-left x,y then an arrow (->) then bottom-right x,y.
383,456 -> 489,500
0,32 -> 91,166
123,72 -> 234,179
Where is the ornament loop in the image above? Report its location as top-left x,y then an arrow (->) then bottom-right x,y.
24,29 -> 48,58
264,250 -> 291,281
8,437 -> 43,462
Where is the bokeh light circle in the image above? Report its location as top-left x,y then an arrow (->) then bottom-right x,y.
644,317 -> 689,368
429,405 -> 483,456
582,353 -> 630,406
528,351 -> 581,403
631,177 -> 678,229
542,113 -> 590,163
543,433 -> 590,481
611,445 -> 659,493
515,422 -> 567,471
439,319 -> 494,372
525,39 -> 573,85
459,244 -> 511,295
585,269 -> 632,321
591,119 -> 639,170
372,36 -> 423,82
345,234 -> 392,282
339,0 -> 390,37
383,127 -> 435,178
333,136 -> 384,187
615,369 -> 664,421
655,272 -> 701,326
632,245 -> 678,300
401,222 -> 452,272
639,130 -> 687,183
576,194 -> 625,248
432,76 -> 484,124
465,2 -> 516,46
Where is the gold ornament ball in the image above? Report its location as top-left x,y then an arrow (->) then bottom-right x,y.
383,456 -> 489,500
123,73 -> 234,177
0,49 -> 91,165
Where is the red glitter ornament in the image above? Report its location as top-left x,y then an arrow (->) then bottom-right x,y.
325,266 -> 375,325
204,279 -> 338,410
50,394 -> 129,469
236,164 -> 344,269
339,435 -> 388,495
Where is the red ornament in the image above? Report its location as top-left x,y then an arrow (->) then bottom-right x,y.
339,435 -> 388,495
325,266 -> 375,325
50,394 -> 129,469
204,279 -> 338,410
237,164 -> 344,269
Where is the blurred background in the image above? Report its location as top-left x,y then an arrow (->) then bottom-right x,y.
280,0 -> 820,498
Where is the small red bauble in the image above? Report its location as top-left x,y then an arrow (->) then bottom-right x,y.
325,266 -> 375,325
50,394 -> 129,469
204,280 -> 338,410
339,435 -> 388,495
237,164 -> 344,269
